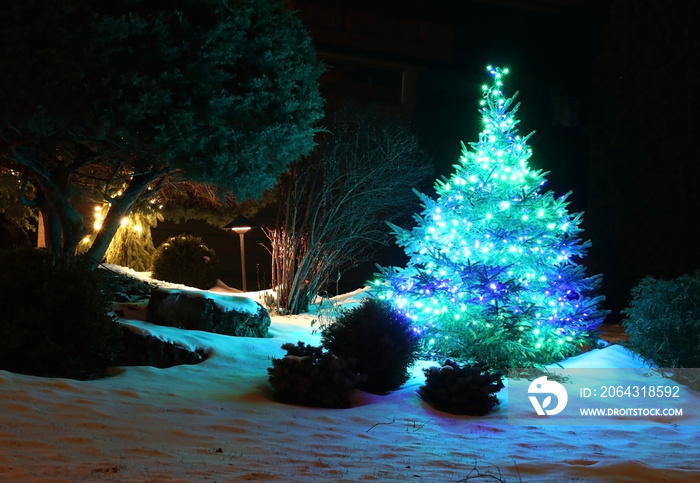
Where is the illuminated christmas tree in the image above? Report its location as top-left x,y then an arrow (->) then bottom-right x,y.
374,66 -> 607,370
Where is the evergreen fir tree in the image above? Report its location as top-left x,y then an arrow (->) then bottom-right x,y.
104,208 -> 162,272
374,66 -> 607,370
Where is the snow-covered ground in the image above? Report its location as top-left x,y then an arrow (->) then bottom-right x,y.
1,270 -> 699,482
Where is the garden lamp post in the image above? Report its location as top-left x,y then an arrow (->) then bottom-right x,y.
225,215 -> 257,292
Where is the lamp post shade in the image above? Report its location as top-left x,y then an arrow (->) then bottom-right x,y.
224,215 -> 257,234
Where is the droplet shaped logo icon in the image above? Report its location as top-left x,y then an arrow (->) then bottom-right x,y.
528,376 -> 568,416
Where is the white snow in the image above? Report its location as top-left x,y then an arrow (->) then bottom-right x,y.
1,274 -> 699,482
105,264 -> 262,315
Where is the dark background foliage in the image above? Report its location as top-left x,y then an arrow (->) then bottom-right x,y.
0,249 -> 123,379
622,272 -> 700,369
588,0 -> 700,315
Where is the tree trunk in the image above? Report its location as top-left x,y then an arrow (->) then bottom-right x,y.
35,175 -> 86,257
86,171 -> 161,268
87,203 -> 124,266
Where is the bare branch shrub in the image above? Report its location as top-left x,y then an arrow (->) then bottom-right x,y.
265,105 -> 433,314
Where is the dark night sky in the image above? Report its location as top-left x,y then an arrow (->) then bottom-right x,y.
408,1 -> 609,216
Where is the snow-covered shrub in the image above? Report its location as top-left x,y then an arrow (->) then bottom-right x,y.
267,342 -> 361,408
419,360 -> 504,416
321,297 -> 421,394
152,234 -> 218,290
623,272 -> 700,368
0,248 -> 123,379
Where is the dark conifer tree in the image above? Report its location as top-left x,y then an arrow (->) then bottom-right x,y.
0,0 -> 323,262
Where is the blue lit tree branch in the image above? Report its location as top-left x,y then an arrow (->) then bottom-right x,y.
374,66 -> 608,370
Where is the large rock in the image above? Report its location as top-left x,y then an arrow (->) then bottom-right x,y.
147,287 -> 271,338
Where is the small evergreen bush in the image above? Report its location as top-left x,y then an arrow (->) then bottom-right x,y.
0,248 -> 123,379
152,234 -> 219,289
622,272 -> 700,368
267,341 -> 362,408
321,297 -> 421,394
419,360 -> 504,416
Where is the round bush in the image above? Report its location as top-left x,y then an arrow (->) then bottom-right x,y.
419,360 -> 504,416
0,248 -> 123,379
622,272 -> 700,368
267,342 -> 361,408
321,297 -> 421,394
152,234 -> 218,289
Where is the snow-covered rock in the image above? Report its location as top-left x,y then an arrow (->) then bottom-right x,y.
147,286 -> 271,338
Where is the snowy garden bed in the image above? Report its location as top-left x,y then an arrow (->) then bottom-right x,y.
1,282 -> 698,482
